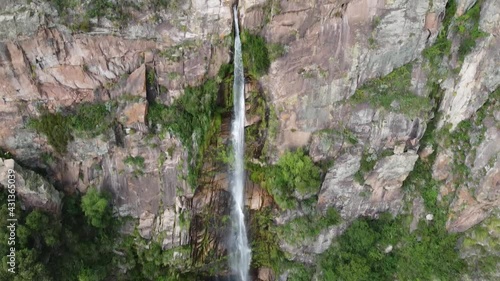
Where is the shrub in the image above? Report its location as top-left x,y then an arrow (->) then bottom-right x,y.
28,111 -> 73,153
71,103 -> 112,136
28,102 -> 113,153
241,30 -> 271,78
422,0 -> 457,66
455,0 -> 488,62
248,148 -> 322,209
124,155 -> 145,169
271,148 -> 321,195
81,187 -> 111,228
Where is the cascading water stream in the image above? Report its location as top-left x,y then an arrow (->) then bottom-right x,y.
229,5 -> 251,281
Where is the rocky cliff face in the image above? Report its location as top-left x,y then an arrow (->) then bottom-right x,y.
0,0 -> 499,279
0,0 -> 233,249
0,157 -> 62,213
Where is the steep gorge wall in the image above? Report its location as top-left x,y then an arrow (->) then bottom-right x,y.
0,0 -> 499,278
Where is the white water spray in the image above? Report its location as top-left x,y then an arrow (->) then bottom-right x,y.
229,5 -> 251,281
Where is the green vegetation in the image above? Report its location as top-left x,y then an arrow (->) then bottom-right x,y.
81,187 -> 112,228
147,78 -> 221,187
354,151 -> 377,184
249,148 -> 322,209
28,102 -> 114,153
267,42 -> 286,61
0,187 -> 203,281
241,30 -> 271,78
70,17 -> 92,33
124,155 -> 146,177
422,0 -> 456,66
318,213 -> 465,280
0,148 -> 12,159
124,155 -> 146,169
250,209 -> 283,270
354,149 -> 393,184
461,215 -> 500,278
49,0 -> 133,32
250,207 -> 340,277
70,103 -> 113,136
276,207 -> 341,245
433,88 -> 499,191
0,189 -> 116,280
28,111 -> 72,154
422,0 -> 486,66
403,152 -> 441,214
455,0 -> 488,62
285,262 -> 315,281
263,0 -> 282,24
349,64 -> 432,117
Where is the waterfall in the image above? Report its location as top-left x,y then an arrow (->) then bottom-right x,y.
229,5 -> 251,281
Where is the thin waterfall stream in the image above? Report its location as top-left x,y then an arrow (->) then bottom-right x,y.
229,5 -> 251,281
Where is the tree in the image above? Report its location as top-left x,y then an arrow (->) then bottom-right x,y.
81,187 -> 110,228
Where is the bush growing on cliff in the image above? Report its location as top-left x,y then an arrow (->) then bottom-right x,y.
249,148 -> 322,209
455,0 -> 488,62
28,102 -> 114,153
28,111 -> 73,153
277,207 -> 341,245
241,30 -> 271,78
422,0 -> 456,66
71,102 -> 113,137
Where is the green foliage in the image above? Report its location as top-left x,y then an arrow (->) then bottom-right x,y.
28,102 -> 113,153
124,155 -> 145,169
277,207 -> 341,245
455,0 -> 488,62
147,78 -> 220,188
28,111 -> 73,153
286,262 -> 315,281
250,209 -> 283,270
318,214 -> 465,281
436,110 -> 490,190
250,148 -> 322,209
0,148 -> 12,159
0,190 -> 117,281
422,0 -> 456,65
0,187 -> 198,281
71,103 -> 112,136
349,64 -> 431,117
263,0 -> 281,24
70,16 -> 92,33
81,187 -> 111,228
354,151 -> 376,184
241,30 -> 271,78
267,43 -> 286,61
271,148 -> 321,196
461,215 -> 500,278
87,0 -> 114,19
